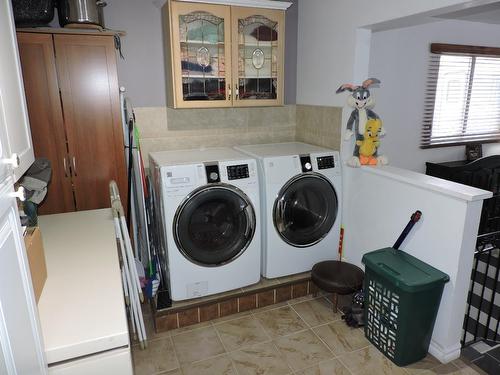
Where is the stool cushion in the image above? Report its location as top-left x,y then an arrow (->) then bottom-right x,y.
311,260 -> 364,295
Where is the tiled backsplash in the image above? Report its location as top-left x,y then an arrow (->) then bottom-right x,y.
296,105 -> 342,150
135,105 -> 342,167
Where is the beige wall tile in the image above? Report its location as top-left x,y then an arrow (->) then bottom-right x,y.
136,104 -> 342,167
245,131 -> 276,145
296,104 -> 342,150
273,126 -> 296,143
134,107 -> 169,138
136,105 -> 297,167
167,107 -> 248,131
247,105 -> 295,129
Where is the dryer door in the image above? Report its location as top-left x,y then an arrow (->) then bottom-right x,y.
274,173 -> 338,248
173,184 -> 256,266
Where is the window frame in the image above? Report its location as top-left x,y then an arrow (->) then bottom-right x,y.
421,43 -> 500,149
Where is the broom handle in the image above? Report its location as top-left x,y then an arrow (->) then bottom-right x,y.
393,210 -> 422,250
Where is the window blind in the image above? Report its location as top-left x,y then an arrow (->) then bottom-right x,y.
421,43 -> 500,148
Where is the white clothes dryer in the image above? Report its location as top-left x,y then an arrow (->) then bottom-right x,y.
235,142 -> 341,278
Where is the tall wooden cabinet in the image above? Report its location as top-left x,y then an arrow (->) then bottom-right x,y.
17,31 -> 127,214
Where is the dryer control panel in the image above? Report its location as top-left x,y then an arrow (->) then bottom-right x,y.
227,164 -> 249,180
317,155 -> 335,170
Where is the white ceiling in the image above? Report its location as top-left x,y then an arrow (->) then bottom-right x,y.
434,1 -> 500,25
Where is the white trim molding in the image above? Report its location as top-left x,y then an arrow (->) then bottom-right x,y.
429,341 -> 461,364
173,0 -> 292,10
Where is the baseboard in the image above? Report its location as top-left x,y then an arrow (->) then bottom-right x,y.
429,340 -> 461,364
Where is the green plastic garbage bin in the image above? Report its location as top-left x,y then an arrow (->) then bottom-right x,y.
362,247 -> 450,367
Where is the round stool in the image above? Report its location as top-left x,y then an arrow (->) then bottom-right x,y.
311,260 -> 364,311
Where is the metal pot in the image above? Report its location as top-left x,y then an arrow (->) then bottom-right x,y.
57,0 -> 106,27
97,1 -> 106,28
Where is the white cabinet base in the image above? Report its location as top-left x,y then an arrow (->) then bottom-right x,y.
48,347 -> 132,375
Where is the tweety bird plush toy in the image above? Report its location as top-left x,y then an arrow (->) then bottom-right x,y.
356,119 -> 383,165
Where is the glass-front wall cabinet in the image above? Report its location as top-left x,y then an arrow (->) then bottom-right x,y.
164,1 -> 286,108
232,7 -> 284,107
169,1 -> 232,108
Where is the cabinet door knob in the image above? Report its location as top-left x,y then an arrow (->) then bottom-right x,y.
11,186 -> 26,202
3,153 -> 20,168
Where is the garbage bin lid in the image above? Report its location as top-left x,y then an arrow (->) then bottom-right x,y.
362,247 -> 450,293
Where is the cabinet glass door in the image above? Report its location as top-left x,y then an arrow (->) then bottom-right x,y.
171,2 -> 232,108
232,7 -> 284,106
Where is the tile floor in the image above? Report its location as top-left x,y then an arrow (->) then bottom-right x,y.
461,342 -> 500,373
131,296 -> 487,375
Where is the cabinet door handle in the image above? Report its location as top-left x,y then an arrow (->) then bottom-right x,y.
63,157 -> 69,177
227,84 -> 232,100
3,153 -> 20,169
72,156 -> 77,177
11,186 -> 26,202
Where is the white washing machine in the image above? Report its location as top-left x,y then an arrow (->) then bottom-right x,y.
150,148 -> 261,301
235,142 -> 342,278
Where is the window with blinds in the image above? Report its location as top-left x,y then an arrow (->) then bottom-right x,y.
421,43 -> 500,148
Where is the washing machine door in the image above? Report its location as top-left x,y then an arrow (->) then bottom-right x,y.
173,184 -> 256,266
273,173 -> 338,248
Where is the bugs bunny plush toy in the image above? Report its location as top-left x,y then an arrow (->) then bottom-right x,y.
336,78 -> 388,167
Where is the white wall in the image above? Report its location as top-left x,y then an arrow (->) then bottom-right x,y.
369,19 -> 500,173
296,2 -> 498,363
101,0 -> 299,107
102,0 -> 166,107
343,166 -> 488,363
296,0 -> 498,107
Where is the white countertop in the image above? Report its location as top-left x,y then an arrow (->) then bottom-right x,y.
361,165 -> 492,202
38,209 -> 129,364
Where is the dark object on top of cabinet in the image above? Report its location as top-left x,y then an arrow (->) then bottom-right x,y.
465,143 -> 483,162
17,32 -> 127,214
12,0 -> 55,27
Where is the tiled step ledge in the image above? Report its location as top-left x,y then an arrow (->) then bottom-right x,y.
154,272 -> 316,333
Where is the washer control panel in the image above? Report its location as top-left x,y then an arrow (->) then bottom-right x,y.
317,155 -> 335,170
227,164 -> 250,180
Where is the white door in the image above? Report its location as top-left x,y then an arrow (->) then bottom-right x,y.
0,0 -> 34,182
0,180 -> 47,374
0,1 -> 47,374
